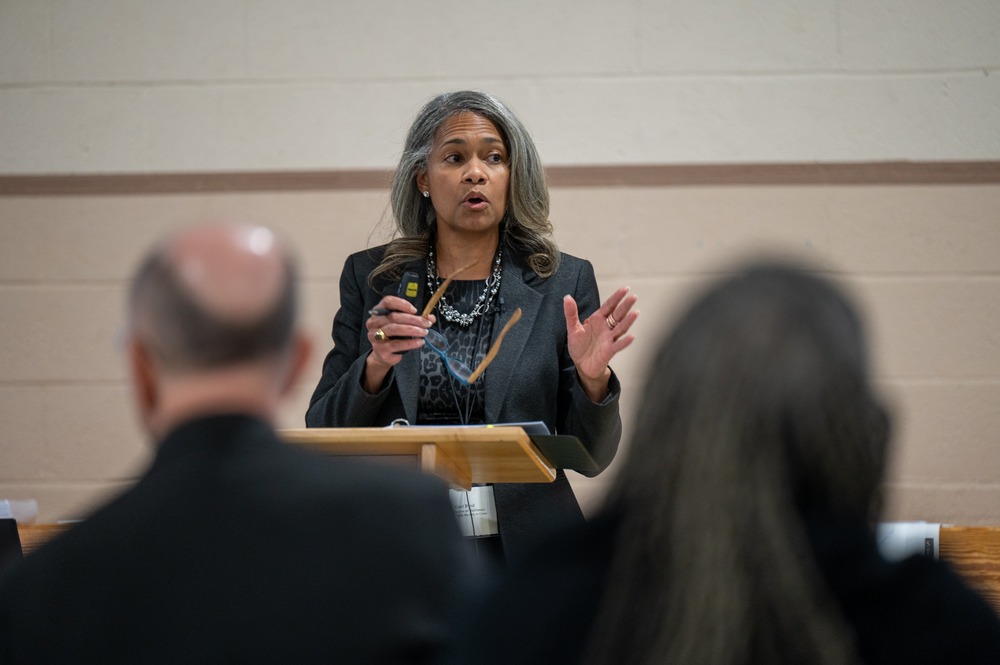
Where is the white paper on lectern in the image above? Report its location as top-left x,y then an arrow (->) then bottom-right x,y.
385,420 -> 550,436
876,521 -> 940,561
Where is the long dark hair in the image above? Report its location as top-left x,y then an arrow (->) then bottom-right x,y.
585,262 -> 888,665
371,90 -> 558,285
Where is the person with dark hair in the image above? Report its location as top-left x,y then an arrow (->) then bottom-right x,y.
0,222 -> 473,664
306,90 -> 638,565
457,260 -> 1000,665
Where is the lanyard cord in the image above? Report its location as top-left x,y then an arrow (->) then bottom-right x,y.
443,305 -> 489,425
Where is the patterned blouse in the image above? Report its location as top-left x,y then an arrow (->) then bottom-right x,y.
417,279 -> 497,426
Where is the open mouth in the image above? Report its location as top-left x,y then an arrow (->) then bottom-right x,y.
464,191 -> 489,206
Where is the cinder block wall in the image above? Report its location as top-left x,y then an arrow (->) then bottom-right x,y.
3,1 -> 998,171
1,2 -> 998,522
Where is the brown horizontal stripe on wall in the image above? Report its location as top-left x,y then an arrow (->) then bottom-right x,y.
0,170 -> 394,196
547,161 -> 1000,187
2,161 -> 999,196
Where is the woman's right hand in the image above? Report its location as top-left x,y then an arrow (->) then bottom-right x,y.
363,295 -> 433,393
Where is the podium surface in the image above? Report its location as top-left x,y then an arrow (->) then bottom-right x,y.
280,426 -> 557,490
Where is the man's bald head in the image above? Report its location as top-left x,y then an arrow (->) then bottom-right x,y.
128,222 -> 298,372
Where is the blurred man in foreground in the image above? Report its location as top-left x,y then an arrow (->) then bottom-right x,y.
0,222 -> 472,664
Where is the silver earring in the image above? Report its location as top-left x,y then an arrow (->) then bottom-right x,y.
422,191 -> 430,198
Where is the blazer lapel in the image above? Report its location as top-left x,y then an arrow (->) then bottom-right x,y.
393,343 -> 420,424
484,261 -> 543,424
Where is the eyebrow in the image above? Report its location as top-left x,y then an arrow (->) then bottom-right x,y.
439,136 -> 505,149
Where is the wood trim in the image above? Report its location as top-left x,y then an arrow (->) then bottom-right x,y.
16,522 -> 1000,616
1,161 -> 999,196
939,526 -> 1000,617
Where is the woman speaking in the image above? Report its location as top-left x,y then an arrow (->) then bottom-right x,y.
306,91 -> 638,564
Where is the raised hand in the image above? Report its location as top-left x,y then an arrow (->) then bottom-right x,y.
563,286 -> 639,401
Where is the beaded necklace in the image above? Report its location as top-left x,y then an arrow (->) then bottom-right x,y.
426,243 -> 503,327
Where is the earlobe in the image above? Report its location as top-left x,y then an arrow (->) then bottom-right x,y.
279,333 -> 313,398
129,339 -> 159,423
415,171 -> 428,194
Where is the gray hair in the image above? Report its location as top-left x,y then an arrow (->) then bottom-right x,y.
128,243 -> 298,371
373,90 -> 559,284
584,262 -> 886,665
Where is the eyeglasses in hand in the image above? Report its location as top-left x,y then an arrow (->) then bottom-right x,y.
424,309 -> 521,384
422,261 -> 521,384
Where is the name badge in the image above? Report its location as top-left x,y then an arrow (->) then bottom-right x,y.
450,485 -> 499,537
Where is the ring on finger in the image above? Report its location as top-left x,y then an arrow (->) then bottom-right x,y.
606,313 -> 617,330
373,328 -> 387,342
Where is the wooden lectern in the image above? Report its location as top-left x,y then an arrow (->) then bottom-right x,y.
280,426 -> 574,490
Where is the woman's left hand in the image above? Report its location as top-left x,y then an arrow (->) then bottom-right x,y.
564,286 -> 639,401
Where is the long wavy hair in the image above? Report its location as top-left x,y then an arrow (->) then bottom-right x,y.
371,90 -> 558,286
584,262 -> 889,665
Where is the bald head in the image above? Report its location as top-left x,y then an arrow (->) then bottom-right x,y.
129,222 -> 297,372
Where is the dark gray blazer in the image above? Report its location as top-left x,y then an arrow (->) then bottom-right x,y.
307,243 -> 622,562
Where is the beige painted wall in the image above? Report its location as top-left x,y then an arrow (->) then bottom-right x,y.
1,1 -> 999,172
1,182 -> 997,523
0,2 -> 998,523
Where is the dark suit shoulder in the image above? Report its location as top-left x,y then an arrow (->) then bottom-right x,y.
509,248 -> 592,288
547,251 -> 594,284
292,449 -> 449,498
344,244 -> 390,271
341,245 -> 389,289
342,243 -> 426,298
235,432 -> 451,502
553,251 -> 591,271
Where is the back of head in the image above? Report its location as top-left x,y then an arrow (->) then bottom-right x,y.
128,223 -> 297,373
587,261 -> 887,665
627,262 -> 886,520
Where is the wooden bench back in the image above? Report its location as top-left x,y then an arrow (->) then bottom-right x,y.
15,522 -> 1000,617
